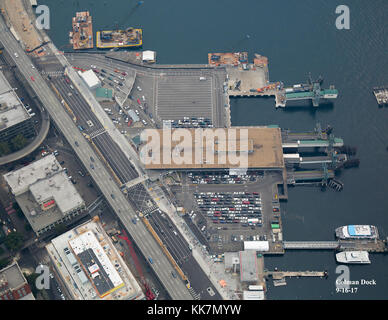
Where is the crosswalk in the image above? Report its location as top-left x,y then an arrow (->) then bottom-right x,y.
89,128 -> 106,139
40,70 -> 64,77
188,286 -> 201,300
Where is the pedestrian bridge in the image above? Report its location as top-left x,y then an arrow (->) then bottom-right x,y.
283,241 -> 339,249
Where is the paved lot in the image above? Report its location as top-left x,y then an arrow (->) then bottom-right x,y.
156,75 -> 213,121
171,171 -> 283,254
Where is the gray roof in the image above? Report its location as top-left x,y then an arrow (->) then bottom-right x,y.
0,70 -> 30,131
239,250 -> 258,282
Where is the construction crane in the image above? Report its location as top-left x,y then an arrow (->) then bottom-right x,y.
117,229 -> 156,300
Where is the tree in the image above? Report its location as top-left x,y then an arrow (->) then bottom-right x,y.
0,257 -> 9,269
24,223 -> 32,232
11,134 -> 27,151
4,232 -> 24,252
0,141 -> 10,156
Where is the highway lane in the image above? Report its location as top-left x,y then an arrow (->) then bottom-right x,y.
53,76 -> 104,134
93,132 -> 139,183
52,75 -> 139,184
0,19 -> 192,300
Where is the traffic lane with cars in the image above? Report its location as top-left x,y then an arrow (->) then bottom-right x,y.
146,209 -> 221,300
92,132 -> 139,184
52,76 -> 104,135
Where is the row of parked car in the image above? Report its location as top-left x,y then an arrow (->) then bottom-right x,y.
163,117 -> 213,129
194,192 -> 263,226
188,171 -> 260,185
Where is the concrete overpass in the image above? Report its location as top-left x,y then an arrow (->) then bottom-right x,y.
0,16 -> 192,300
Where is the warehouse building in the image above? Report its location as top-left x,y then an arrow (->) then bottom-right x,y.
78,69 -> 101,90
4,155 -> 86,236
46,218 -> 145,300
0,71 -> 34,143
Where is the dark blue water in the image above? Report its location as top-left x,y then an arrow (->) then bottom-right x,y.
44,0 -> 388,299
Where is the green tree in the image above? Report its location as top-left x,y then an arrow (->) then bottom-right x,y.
0,257 -> 9,269
4,231 -> 24,252
0,141 -> 10,156
24,273 -> 39,297
54,223 -> 66,235
11,134 -> 27,151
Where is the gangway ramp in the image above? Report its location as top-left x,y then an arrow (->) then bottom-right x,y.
283,241 -> 339,250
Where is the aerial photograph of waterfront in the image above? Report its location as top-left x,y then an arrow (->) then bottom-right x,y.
0,0 -> 387,307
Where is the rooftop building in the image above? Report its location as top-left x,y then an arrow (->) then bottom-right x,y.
4,154 -> 86,236
143,127 -> 284,170
0,262 -> 35,300
0,70 -> 34,143
78,69 -> 101,90
46,218 -> 145,300
239,250 -> 258,283
142,50 -> 156,63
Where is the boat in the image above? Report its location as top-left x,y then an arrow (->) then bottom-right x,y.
70,11 -> 94,50
96,27 -> 142,49
335,225 -> 378,239
336,251 -> 371,264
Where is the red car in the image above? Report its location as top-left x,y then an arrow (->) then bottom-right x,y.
114,69 -> 120,73
121,72 -> 127,76
137,98 -> 141,104
30,76 -> 35,81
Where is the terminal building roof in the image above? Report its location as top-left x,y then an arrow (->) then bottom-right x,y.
143,127 -> 284,170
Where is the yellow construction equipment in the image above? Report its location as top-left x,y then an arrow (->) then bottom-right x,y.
141,215 -> 188,282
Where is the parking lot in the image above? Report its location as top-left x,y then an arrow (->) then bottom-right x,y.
171,170 -> 284,253
156,75 -> 213,122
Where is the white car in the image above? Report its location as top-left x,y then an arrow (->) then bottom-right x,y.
137,86 -> 142,91
91,65 -> 96,69
14,52 -> 18,58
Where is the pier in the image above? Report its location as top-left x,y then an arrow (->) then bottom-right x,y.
283,239 -> 388,253
264,270 -> 327,280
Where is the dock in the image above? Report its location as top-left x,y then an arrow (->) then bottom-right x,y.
283,239 -> 388,253
265,270 -> 327,280
69,11 -> 93,50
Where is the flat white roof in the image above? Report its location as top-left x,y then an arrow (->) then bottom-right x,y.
78,69 -> 101,88
46,219 -> 144,300
69,231 -> 123,288
142,50 -> 155,61
244,241 -> 269,252
0,71 -> 30,131
243,290 -> 265,300
4,154 -> 84,215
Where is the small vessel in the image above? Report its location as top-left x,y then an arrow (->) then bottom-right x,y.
336,251 -> 371,264
70,11 -> 94,50
335,225 -> 378,239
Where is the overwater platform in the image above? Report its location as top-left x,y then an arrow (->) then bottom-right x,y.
264,270 -> 327,280
283,239 -> 388,252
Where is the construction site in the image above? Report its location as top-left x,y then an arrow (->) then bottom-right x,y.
96,28 -> 142,49
69,11 -> 94,50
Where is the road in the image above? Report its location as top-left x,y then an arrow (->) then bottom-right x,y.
0,16 -> 192,300
64,53 -> 228,127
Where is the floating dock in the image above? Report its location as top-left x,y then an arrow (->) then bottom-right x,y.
96,28 -> 142,49
265,270 -> 328,280
373,86 -> 388,106
69,11 -> 93,50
